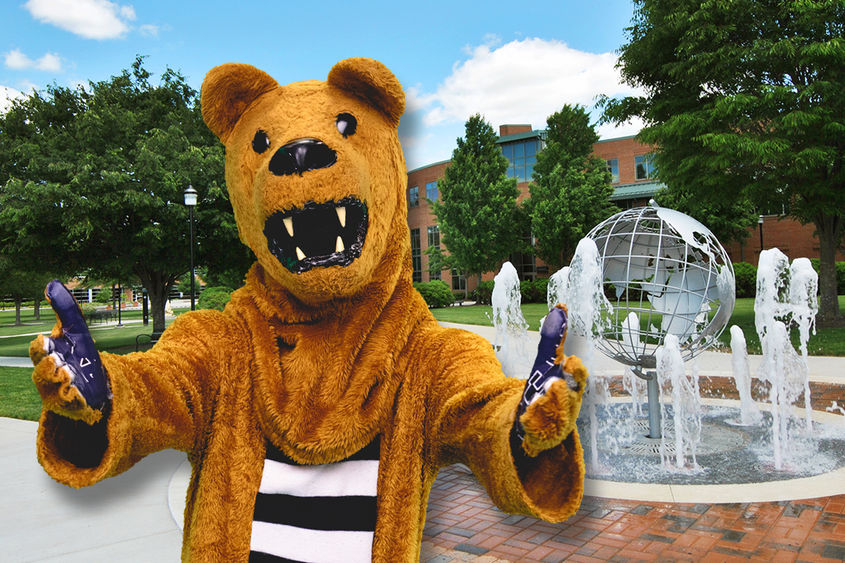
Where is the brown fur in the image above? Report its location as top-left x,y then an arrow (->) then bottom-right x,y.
31,58 -> 586,562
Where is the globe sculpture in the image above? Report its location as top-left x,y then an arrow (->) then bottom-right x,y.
586,201 -> 736,437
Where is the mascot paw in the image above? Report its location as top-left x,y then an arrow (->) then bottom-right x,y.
514,306 -> 588,458
30,280 -> 110,425
519,356 -> 588,457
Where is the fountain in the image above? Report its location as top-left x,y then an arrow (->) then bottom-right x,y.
491,261 -> 532,379
585,202 -> 735,441
754,249 -> 819,469
483,203 -> 845,493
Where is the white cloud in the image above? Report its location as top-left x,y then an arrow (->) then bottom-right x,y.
24,0 -> 137,40
0,85 -> 24,114
139,24 -> 159,37
416,38 -> 642,128
402,37 -> 647,170
4,49 -> 62,72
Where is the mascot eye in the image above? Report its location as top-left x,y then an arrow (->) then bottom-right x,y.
252,130 -> 271,154
336,113 -> 357,138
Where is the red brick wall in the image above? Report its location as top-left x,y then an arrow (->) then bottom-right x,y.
499,124 -> 532,137
723,216 -> 845,265
592,136 -> 655,186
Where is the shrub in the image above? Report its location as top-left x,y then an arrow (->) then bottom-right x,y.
733,262 -> 757,299
519,280 -> 542,303
413,281 -> 454,308
472,281 -> 495,305
198,286 -> 233,311
532,278 -> 549,303
452,291 -> 468,304
79,302 -> 98,320
94,288 -> 112,304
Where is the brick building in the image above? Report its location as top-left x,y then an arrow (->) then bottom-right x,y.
406,124 -> 840,293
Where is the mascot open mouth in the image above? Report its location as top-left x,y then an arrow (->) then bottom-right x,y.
264,196 -> 368,273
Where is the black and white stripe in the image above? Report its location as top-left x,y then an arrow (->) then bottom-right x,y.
249,438 -> 380,563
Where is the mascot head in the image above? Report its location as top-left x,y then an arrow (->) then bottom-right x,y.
201,58 -> 408,304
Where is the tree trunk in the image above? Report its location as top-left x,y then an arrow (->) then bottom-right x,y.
14,297 -> 22,326
136,268 -> 177,335
33,298 -> 41,321
815,215 -> 843,328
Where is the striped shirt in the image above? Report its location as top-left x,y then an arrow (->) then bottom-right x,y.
249,438 -> 380,562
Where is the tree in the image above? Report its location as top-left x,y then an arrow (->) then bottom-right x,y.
0,257 -> 54,326
601,0 -> 845,326
430,115 -> 522,285
528,105 -> 618,269
0,57 -> 249,333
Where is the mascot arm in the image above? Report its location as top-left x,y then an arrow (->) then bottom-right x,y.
427,307 -> 587,523
30,281 -> 227,488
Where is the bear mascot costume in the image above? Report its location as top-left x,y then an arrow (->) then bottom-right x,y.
30,57 -> 588,562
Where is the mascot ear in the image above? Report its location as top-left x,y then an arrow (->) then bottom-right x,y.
201,63 -> 279,143
328,58 -> 405,128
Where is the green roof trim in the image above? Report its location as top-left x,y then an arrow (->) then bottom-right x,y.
406,158 -> 452,175
496,130 -> 545,144
610,181 -> 663,201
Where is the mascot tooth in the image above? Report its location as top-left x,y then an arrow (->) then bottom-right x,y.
30,57 -> 588,562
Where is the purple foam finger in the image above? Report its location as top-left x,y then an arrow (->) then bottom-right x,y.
46,280 -> 87,333
45,280 -> 110,410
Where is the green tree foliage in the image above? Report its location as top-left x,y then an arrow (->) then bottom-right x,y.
430,115 -> 521,284
528,105 -> 618,269
0,258 -> 53,325
0,57 -> 251,333
601,0 -> 845,325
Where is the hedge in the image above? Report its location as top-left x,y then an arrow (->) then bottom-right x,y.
733,262 -> 757,299
198,286 -> 234,311
413,281 -> 454,308
472,281 -> 495,305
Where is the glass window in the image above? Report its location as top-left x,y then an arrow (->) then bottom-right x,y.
427,225 -> 440,249
451,268 -> 466,291
635,154 -> 657,180
607,159 -> 619,183
408,186 -> 419,207
501,139 -> 542,182
427,225 -> 441,281
410,228 -> 421,282
426,181 -> 438,202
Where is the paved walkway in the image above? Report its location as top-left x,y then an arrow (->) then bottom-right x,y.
1,322 -> 844,562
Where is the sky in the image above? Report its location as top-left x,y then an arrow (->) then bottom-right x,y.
0,0 -> 645,171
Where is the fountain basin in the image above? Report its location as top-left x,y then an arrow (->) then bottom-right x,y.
581,397 -> 845,503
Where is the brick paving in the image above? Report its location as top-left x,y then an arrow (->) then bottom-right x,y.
421,375 -> 845,562
421,465 -> 845,562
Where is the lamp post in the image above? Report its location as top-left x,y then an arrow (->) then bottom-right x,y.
758,215 -> 764,255
184,185 -> 198,311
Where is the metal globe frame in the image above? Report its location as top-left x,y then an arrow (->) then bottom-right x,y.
586,203 -> 735,438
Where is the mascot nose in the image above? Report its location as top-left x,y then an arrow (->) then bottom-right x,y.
269,139 -> 337,176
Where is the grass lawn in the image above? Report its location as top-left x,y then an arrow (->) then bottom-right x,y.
432,296 -> 845,356
0,307 -> 190,357
0,366 -> 41,421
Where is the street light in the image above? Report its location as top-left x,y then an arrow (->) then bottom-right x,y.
184,185 -> 198,311
758,214 -> 764,254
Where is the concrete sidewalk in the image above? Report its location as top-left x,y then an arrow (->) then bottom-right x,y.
1,322 -> 842,562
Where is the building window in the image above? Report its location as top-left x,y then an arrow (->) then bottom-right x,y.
408,186 -> 419,207
427,226 -> 441,281
635,154 -> 657,180
410,228 -> 422,282
606,158 -> 619,183
501,139 -> 539,182
426,181 -> 438,202
427,225 -> 440,249
451,268 -> 466,291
